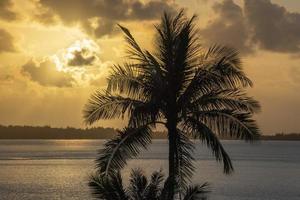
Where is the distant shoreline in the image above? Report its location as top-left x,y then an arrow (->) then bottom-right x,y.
1,138 -> 300,141
1,125 -> 299,140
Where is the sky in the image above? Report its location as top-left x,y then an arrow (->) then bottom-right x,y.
0,0 -> 300,134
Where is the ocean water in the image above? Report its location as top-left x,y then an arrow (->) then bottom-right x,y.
0,140 -> 299,200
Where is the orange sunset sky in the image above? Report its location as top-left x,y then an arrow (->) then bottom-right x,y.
1,0 -> 300,134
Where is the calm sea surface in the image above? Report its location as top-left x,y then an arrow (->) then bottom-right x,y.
0,140 -> 299,200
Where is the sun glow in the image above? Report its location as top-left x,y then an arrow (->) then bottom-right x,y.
51,39 -> 100,72
52,55 -> 64,71
44,38 -> 110,87
64,39 -> 99,61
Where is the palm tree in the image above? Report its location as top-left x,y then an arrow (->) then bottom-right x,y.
89,168 -> 209,200
83,10 -> 260,199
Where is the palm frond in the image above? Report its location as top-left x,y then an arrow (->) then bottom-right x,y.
195,110 -> 260,141
107,63 -> 146,98
182,117 -> 233,174
187,89 -> 261,114
89,172 -> 129,200
154,11 -> 180,72
96,126 -> 152,176
143,170 -> 165,200
83,90 -> 146,125
203,45 -> 252,88
128,168 -> 148,200
178,68 -> 231,108
90,168 -> 209,200
173,14 -> 201,92
158,177 -> 169,200
174,130 -> 195,189
128,96 -> 163,128
118,25 -> 166,90
179,45 -> 253,108
118,24 -> 147,62
183,183 -> 210,200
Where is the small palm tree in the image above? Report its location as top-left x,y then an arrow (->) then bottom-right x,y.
84,10 -> 260,199
89,168 -> 209,200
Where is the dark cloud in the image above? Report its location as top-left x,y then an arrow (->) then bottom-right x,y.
200,0 -> 300,54
199,0 -> 252,54
0,29 -> 16,53
244,0 -> 300,53
37,0 -> 176,37
0,0 -> 17,21
33,9 -> 57,25
129,1 -> 176,20
68,48 -> 97,66
81,18 -> 116,38
21,60 -> 75,87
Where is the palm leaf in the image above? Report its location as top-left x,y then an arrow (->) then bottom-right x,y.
143,170 -> 165,200
128,168 -> 148,200
96,126 -> 152,176
174,130 -> 195,189
187,89 -> 261,114
182,117 -> 233,174
203,45 -> 252,88
183,183 -> 210,200
107,63 -> 146,98
196,110 -> 260,141
118,24 -> 147,62
89,172 -> 129,200
83,90 -> 146,125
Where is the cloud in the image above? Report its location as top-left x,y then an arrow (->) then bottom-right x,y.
36,0 -> 177,37
21,60 -> 75,87
20,39 -> 109,88
199,0 -> 252,54
244,0 -> 300,53
0,0 -> 17,21
200,0 -> 300,54
56,39 -> 100,67
0,29 -> 16,53
129,1 -> 177,20
33,8 -> 57,25
67,48 -> 97,66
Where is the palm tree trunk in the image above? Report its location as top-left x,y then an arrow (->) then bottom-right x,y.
166,73 -> 179,199
167,119 -> 177,200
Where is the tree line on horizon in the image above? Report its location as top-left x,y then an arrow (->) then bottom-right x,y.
0,125 -> 166,139
0,125 -> 299,140
0,125 -> 116,139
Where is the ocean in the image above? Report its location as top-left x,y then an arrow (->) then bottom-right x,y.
0,140 -> 299,200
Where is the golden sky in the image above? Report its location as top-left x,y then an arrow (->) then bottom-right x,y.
1,0 -> 300,134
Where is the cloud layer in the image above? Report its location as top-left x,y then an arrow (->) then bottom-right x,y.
36,0 -> 176,37
200,0 -> 300,54
245,0 -> 300,53
199,0 -> 251,54
0,29 -> 16,53
21,60 -> 75,87
0,0 -> 17,21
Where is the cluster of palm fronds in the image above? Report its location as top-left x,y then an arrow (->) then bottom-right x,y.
83,9 -> 260,200
89,169 -> 209,200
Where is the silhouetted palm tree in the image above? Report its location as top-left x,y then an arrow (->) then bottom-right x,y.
89,168 -> 209,200
83,10 -> 260,199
